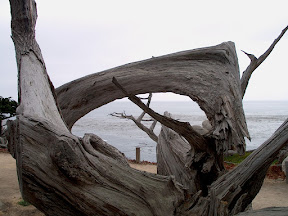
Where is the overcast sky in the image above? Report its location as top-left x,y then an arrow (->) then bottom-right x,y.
1,0 -> 287,101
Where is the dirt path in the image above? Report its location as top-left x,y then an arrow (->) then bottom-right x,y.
0,153 -> 44,216
1,153 -> 287,215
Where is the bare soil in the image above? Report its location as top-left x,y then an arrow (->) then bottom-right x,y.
1,152 -> 287,215
0,153 -> 44,216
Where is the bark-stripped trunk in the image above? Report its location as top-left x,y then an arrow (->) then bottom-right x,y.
7,0 -> 288,215
8,1 -> 185,215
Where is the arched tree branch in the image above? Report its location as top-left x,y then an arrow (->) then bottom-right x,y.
56,41 -> 249,155
112,77 -> 209,152
9,1 -> 288,215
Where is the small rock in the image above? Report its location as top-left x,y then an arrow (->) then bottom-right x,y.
282,156 -> 288,175
192,125 -> 208,135
202,120 -> 212,131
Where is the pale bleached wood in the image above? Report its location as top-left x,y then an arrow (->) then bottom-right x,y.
157,112 -> 200,194
175,119 -> 288,215
57,42 -> 250,155
210,119 -> 288,215
8,1 -> 185,215
7,0 -> 288,215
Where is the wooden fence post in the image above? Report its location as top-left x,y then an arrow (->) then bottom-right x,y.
136,147 -> 140,163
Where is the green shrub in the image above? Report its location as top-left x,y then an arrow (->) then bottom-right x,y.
224,151 -> 252,164
17,199 -> 30,206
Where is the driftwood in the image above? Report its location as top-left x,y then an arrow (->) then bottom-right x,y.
7,0 -> 288,215
156,112 -> 197,193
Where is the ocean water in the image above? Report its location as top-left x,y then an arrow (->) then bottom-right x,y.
72,100 -> 288,162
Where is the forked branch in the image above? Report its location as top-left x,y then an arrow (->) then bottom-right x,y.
137,93 -> 153,122
110,111 -> 158,142
112,77 -> 209,152
110,93 -> 158,142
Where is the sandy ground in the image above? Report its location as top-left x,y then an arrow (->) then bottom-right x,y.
1,153 -> 287,215
0,153 -> 44,216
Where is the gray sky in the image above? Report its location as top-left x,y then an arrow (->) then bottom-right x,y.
1,0 -> 287,101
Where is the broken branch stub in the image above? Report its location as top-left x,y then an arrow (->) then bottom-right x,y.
240,25 -> 288,98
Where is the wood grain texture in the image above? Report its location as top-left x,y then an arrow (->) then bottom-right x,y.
7,0 -> 288,215
8,1 -> 185,215
57,41 -> 249,154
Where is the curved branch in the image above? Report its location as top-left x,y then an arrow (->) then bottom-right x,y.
8,1 -> 185,215
57,42 -> 249,154
241,25 -> 288,98
177,118 -> 288,215
12,1 -> 287,215
210,118 -> 288,215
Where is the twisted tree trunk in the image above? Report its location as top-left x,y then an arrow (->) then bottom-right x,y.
7,0 -> 288,215
7,1 -> 184,215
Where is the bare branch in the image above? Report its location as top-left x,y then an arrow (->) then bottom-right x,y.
150,119 -> 157,131
112,77 -> 209,152
11,1 -> 284,214
241,25 -> 288,98
110,112 -> 131,119
241,50 -> 257,62
110,112 -> 158,143
110,93 -> 158,142
137,93 -> 153,122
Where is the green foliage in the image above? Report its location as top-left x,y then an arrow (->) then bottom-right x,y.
0,96 -> 18,120
17,199 -> 30,206
224,151 -> 252,164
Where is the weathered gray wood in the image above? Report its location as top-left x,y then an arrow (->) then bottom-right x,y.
57,41 -> 250,155
8,0 -> 288,215
241,25 -> 288,98
174,119 -> 288,215
157,113 -> 202,194
113,79 -> 229,196
155,111 -> 225,195
209,119 -> 288,215
8,1 -> 185,215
